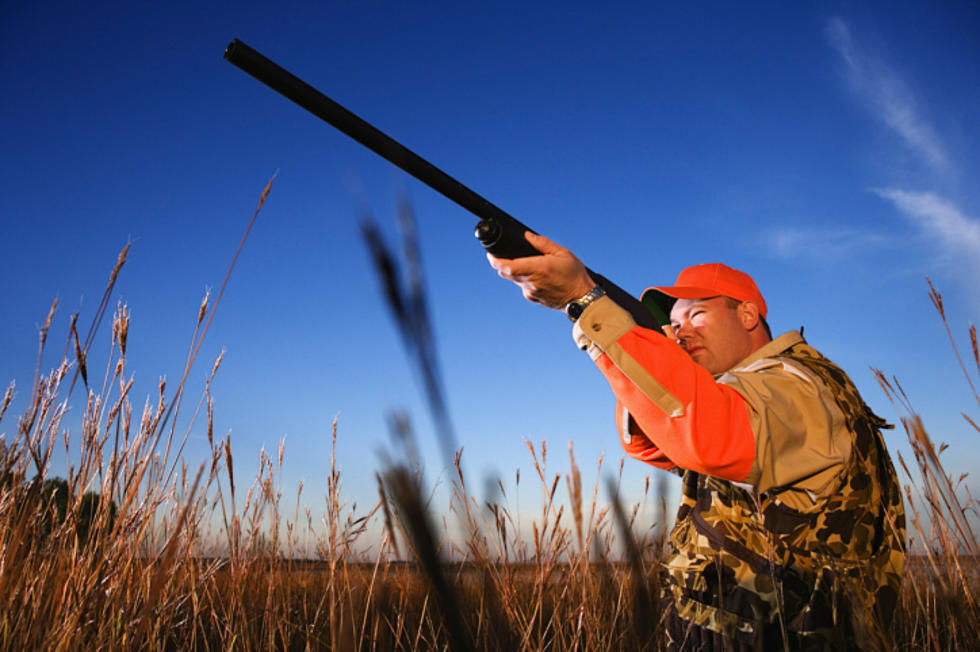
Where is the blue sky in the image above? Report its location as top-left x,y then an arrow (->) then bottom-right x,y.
2,2 -> 979,546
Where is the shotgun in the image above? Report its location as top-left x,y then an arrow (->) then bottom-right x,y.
223,39 -> 667,330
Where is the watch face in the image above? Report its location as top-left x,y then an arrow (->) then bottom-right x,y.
567,302 -> 585,320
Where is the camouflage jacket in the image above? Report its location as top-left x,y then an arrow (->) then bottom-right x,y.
663,338 -> 906,650
571,298 -> 906,649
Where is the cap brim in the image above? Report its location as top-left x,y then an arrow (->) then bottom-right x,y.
643,285 -> 725,320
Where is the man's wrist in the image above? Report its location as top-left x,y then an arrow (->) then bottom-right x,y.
564,285 -> 606,321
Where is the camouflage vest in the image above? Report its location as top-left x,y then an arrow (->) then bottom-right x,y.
663,341 -> 906,651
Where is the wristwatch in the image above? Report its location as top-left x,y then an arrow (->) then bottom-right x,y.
564,285 -> 606,322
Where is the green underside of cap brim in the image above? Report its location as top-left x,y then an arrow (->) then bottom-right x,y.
640,289 -> 672,329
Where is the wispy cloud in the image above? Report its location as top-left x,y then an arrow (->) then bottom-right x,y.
765,227 -> 893,260
873,188 -> 980,266
826,18 -> 980,296
826,17 -> 949,174
762,17 -> 977,290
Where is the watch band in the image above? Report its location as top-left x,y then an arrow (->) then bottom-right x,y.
564,285 -> 606,321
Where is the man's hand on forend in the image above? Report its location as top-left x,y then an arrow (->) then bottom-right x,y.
487,231 -> 596,310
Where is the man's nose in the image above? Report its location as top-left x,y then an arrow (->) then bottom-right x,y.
673,320 -> 694,344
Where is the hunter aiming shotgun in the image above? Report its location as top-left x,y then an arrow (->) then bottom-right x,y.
223,38 -> 667,330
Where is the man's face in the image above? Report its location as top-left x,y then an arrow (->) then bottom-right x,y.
669,296 -> 754,375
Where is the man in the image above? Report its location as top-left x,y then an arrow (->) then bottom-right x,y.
489,232 -> 905,650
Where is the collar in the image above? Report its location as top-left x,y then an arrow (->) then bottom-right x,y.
717,330 -> 804,378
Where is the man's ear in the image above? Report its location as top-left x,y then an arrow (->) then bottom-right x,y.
738,301 -> 761,331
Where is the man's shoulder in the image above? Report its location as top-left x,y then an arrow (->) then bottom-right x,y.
718,331 -> 837,409
760,330 -> 807,357
724,331 -> 806,375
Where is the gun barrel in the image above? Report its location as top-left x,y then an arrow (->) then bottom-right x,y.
224,40 -> 523,232
224,39 -> 664,330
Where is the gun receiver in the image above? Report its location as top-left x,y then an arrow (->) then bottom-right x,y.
224,39 -> 666,330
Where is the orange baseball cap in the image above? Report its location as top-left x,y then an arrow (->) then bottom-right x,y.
641,263 -> 768,320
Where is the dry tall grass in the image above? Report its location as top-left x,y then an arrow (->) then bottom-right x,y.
871,279 -> 980,650
0,286 -> 664,650
2,242 -> 979,648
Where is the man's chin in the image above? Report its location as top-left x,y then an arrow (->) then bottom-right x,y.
689,351 -> 719,374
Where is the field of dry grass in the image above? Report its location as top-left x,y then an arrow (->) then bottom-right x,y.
2,220 -> 979,648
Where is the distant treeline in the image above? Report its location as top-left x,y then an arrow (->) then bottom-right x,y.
1,473 -> 117,544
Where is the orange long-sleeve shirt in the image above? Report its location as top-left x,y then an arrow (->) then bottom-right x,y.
571,295 -> 756,482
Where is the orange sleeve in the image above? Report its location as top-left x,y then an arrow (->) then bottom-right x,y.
614,399 -> 677,470
575,297 -> 755,482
